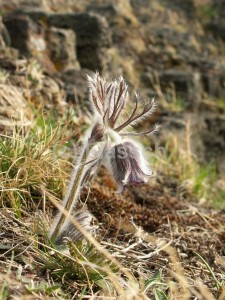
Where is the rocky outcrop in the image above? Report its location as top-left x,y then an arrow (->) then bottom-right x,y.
2,14 -> 56,73
159,70 -> 202,110
202,115 -> 225,173
2,10 -> 112,105
46,27 -> 80,72
47,13 -> 111,72
158,112 -> 225,173
3,9 -> 112,73
207,22 -> 225,41
3,14 -> 46,57
59,69 -> 93,104
0,55 -> 67,114
190,59 -> 225,99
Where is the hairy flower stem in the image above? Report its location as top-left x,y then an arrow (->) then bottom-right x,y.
50,140 -> 93,242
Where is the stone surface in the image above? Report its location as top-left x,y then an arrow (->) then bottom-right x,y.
162,0 -> 196,17
48,12 -> 112,72
207,23 -> 225,41
8,9 -> 112,73
59,69 -> 93,104
190,58 -> 225,99
45,27 -> 80,72
202,115 -> 225,173
0,53 -> 67,113
48,13 -> 111,47
3,14 -> 46,57
2,13 -> 56,73
159,70 -> 202,110
158,112 -> 225,172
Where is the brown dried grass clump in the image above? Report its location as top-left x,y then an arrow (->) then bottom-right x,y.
0,84 -> 31,129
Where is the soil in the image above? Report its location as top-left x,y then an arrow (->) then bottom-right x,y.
79,167 -> 225,297
0,166 -> 224,298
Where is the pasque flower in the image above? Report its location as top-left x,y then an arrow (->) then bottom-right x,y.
87,72 -> 158,192
50,72 -> 158,243
108,141 -> 153,193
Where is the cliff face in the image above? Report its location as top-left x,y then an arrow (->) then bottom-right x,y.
0,0 -> 225,171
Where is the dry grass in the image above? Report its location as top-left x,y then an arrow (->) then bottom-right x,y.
1,202 -> 224,299
0,105 -> 224,299
0,83 -> 31,129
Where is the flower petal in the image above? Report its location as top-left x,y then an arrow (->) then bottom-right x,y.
108,141 -> 153,192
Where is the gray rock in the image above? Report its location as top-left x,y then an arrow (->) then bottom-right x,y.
161,0 -> 196,18
59,69 -> 93,104
190,58 -> 225,99
158,112 -> 225,172
159,70 -> 202,110
86,3 -> 117,20
202,115 -> 225,173
202,71 -> 225,100
12,7 -> 48,20
3,14 -> 46,57
4,10 -> 111,73
207,23 -> 225,41
48,13 -> 112,72
45,27 -> 80,72
48,13 -> 111,47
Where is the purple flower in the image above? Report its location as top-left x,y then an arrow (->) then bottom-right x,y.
108,141 -> 153,193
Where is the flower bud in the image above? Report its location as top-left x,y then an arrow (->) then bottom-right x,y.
89,122 -> 105,143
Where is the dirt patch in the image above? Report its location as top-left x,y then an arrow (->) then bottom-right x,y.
78,167 -> 225,297
0,167 -> 224,298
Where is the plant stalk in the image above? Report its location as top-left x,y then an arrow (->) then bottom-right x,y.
49,139 -> 92,241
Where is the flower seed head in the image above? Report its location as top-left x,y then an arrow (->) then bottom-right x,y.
87,72 -> 128,129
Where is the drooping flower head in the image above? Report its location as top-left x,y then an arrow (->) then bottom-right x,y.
108,141 -> 153,193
